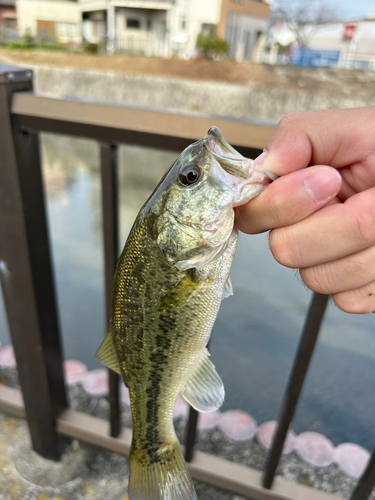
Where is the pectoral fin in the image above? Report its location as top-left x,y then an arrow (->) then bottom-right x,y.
159,273 -> 205,311
95,327 -> 121,375
181,349 -> 224,412
222,275 -> 233,300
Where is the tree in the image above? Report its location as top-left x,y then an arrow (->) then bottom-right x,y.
273,0 -> 339,48
196,32 -> 229,59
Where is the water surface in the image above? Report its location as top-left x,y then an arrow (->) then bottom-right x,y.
0,134 -> 374,451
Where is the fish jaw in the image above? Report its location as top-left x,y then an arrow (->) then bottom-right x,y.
206,154 -> 271,208
204,126 -> 276,206
205,126 -> 245,160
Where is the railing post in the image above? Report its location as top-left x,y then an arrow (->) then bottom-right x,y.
263,292 -> 329,488
185,407 -> 199,462
0,64 -> 67,459
350,449 -> 375,500
185,339 -> 215,462
100,143 -> 120,438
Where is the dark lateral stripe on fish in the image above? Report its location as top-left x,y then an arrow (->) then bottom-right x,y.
143,307 -> 177,454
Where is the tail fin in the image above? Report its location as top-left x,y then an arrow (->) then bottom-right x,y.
128,439 -> 197,500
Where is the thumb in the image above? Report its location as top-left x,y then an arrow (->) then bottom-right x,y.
236,165 -> 342,234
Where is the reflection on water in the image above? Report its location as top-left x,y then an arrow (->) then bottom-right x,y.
0,134 -> 374,451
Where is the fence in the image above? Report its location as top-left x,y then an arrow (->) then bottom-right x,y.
115,35 -> 167,57
0,27 -> 167,56
0,27 -> 79,47
0,63 -> 374,500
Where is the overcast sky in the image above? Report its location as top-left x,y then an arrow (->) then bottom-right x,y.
272,0 -> 375,21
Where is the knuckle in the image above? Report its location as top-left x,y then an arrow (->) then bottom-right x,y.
353,199 -> 375,247
268,194 -> 288,227
278,112 -> 304,130
300,266 -> 330,294
345,258 -> 368,280
269,229 -> 300,268
234,207 -> 250,234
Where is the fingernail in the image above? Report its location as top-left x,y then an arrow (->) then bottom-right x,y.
254,150 -> 267,166
304,169 -> 341,203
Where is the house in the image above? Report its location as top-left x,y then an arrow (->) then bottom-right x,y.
80,0 -> 174,55
16,0 -> 81,44
217,0 -> 270,60
79,0 -> 270,58
0,0 -> 17,37
267,17 -> 375,69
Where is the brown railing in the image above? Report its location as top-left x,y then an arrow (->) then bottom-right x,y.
0,64 -> 374,500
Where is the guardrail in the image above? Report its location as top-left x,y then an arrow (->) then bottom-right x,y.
0,64 -> 374,500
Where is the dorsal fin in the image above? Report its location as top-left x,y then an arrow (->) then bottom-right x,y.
181,349 -> 224,412
95,327 -> 121,375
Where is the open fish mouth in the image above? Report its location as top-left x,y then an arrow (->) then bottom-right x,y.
205,126 -> 245,161
204,126 -> 277,183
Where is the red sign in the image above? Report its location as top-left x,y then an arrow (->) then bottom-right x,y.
343,24 -> 357,40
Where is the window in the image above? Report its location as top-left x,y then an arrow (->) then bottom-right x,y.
126,19 -> 140,29
37,20 -> 56,41
5,18 -> 16,30
201,23 -> 215,34
57,23 -> 78,38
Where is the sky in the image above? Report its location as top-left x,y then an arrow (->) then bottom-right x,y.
332,0 -> 375,19
272,0 -> 375,21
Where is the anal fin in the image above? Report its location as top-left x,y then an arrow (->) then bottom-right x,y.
95,327 -> 121,375
181,349 -> 224,412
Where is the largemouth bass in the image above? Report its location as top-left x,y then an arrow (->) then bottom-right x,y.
96,127 -> 275,500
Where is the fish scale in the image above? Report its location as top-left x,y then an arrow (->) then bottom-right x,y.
96,127 -> 274,500
113,213 -> 234,454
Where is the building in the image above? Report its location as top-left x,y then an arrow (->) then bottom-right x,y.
79,0 -> 270,58
15,0 -> 81,44
0,0 -> 17,38
80,0 -> 174,55
218,0 -> 270,60
307,19 -> 375,69
268,17 -> 375,70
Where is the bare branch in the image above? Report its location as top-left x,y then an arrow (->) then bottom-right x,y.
274,1 -> 340,48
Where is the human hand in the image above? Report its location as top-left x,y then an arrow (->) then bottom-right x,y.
236,107 -> 375,314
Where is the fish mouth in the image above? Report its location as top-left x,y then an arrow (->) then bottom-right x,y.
205,126 -> 245,162
204,126 -> 277,183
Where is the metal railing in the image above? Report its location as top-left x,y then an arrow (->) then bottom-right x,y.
0,63 -> 374,500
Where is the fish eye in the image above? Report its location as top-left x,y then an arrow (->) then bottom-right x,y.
178,164 -> 202,186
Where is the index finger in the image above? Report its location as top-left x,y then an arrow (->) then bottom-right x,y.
261,107 -> 375,177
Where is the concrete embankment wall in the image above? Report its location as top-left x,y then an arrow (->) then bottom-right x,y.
31,64 -> 373,123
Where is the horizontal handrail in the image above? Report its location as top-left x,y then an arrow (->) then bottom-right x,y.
2,66 -> 374,500
11,92 -> 276,153
0,385 -> 343,500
